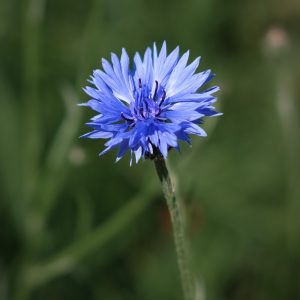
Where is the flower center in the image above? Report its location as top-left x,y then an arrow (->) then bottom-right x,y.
121,78 -> 167,126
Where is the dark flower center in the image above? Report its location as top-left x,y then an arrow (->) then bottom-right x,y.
121,78 -> 167,125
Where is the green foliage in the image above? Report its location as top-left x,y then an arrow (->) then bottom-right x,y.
0,0 -> 299,299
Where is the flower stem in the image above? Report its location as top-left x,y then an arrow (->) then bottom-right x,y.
154,158 -> 195,300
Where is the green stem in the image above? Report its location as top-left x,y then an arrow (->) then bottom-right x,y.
154,158 -> 195,300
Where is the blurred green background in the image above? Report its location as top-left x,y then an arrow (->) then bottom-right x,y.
1,0 -> 300,299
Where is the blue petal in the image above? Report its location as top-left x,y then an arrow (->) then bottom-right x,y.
99,146 -> 115,156
166,86 -> 219,104
98,53 -> 135,104
152,42 -> 180,87
160,46 -> 180,86
175,130 -> 191,144
149,127 -> 159,146
182,122 -> 207,136
116,140 -> 130,162
83,86 -> 102,99
162,131 -> 178,148
166,69 -> 211,99
134,147 -> 143,164
197,107 -> 222,117
80,130 -> 113,139
133,47 -> 153,89
78,99 -> 102,112
85,122 -> 128,133
153,42 -> 167,83
158,132 -> 168,158
164,109 -> 203,122
105,136 -> 124,148
165,55 -> 200,98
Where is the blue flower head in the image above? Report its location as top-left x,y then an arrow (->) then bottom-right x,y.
80,42 -> 221,164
